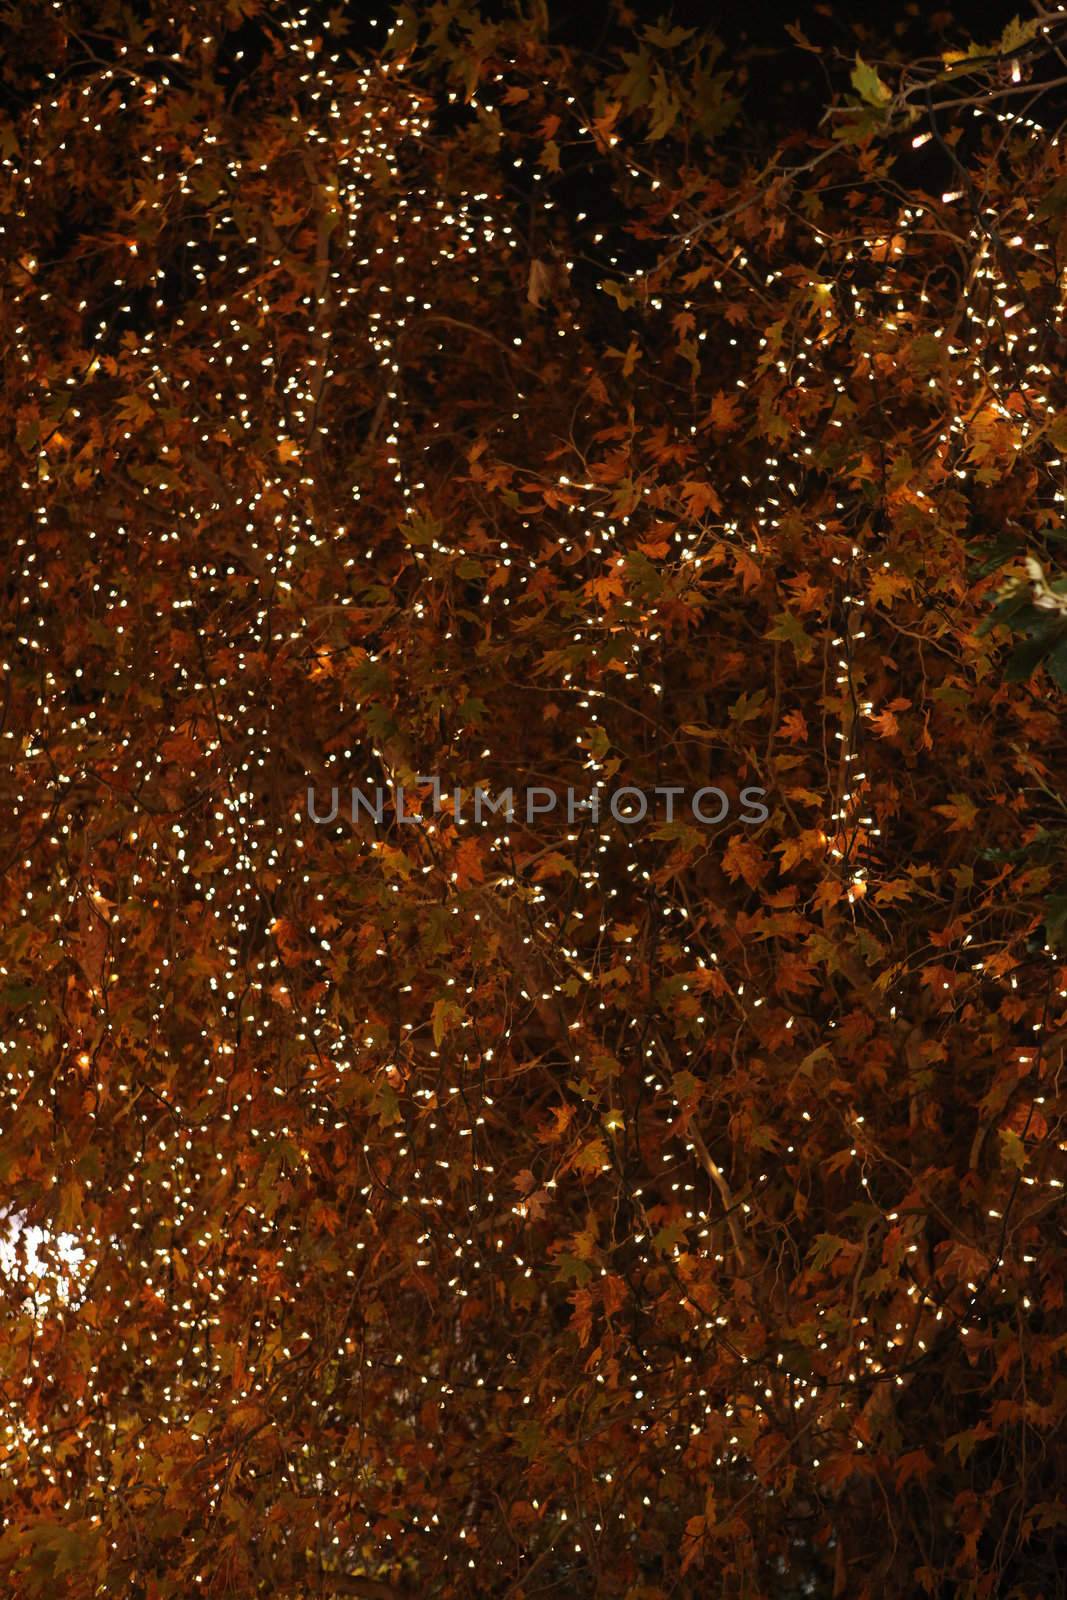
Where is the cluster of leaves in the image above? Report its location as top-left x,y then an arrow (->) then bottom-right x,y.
0,2 -> 1066,1598
980,557 -> 1067,692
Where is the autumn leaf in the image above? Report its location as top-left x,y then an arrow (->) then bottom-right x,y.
679,479 -> 723,516
527,258 -> 553,307
453,836 -> 485,885
895,1448 -> 935,1489
778,708 -> 809,742
722,835 -> 769,888
932,793 -> 978,831
708,390 -> 742,432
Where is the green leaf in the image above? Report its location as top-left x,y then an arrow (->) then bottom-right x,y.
458,694 -> 488,723
600,279 -> 635,310
0,983 -> 43,1009
851,55 -> 892,109
432,998 -> 463,1046
404,509 -> 441,546
555,1253 -> 593,1285
1044,894 -> 1067,950
767,609 -> 814,663
1005,630 -> 1058,682
616,46 -> 653,111
653,1217 -> 688,1255
809,1233 -> 848,1271
372,1080 -> 401,1127
647,70 -> 679,140
1000,1128 -> 1026,1171
1037,176 -> 1067,220
1047,638 -> 1067,691
728,688 -> 767,724
642,22 -> 695,49
999,14 -> 1043,54
945,1427 -> 985,1467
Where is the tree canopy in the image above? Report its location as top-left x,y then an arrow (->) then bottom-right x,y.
1,2 -> 1066,1596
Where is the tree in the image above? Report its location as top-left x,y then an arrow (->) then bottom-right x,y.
0,1 -> 1065,1595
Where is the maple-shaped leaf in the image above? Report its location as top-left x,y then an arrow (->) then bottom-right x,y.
708,390 -> 742,432
868,569 -> 913,606
851,54 -> 892,108
895,1448 -> 935,1490
932,793 -> 978,831
679,479 -> 722,516
452,836 -> 485,886
809,1233 -> 848,1271
722,836 -> 768,888
431,998 -> 464,1046
778,708 -> 809,743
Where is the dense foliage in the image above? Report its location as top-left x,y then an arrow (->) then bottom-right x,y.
1,2 -> 1066,1596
